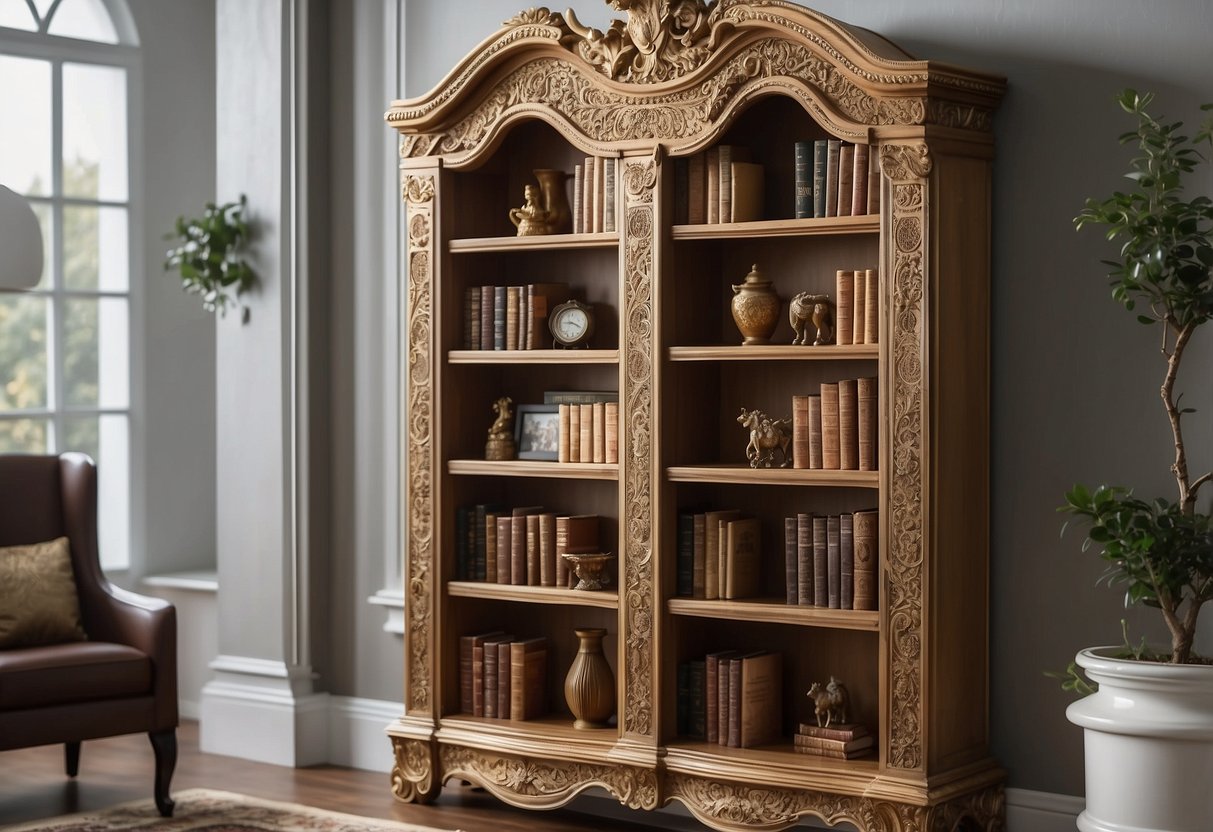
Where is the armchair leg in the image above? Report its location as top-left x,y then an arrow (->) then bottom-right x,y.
148,729 -> 177,817
65,741 -> 81,777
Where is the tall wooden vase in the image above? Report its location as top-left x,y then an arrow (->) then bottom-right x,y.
533,169 -> 572,233
564,628 -> 614,729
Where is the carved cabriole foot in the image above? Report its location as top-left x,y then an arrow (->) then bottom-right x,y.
391,737 -> 440,804
439,744 -> 659,811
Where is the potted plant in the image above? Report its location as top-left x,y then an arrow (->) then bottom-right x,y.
164,194 -> 257,322
1062,90 -> 1213,832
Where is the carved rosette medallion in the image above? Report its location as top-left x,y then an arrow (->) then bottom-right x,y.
390,737 -> 437,804
440,745 -> 659,810
403,173 -> 436,715
621,157 -> 658,740
877,143 -> 931,771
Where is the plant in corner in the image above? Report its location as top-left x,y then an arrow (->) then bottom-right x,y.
1062,90 -> 1213,832
164,195 -> 257,323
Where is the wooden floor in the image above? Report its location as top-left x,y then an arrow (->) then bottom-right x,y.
0,721 -> 699,831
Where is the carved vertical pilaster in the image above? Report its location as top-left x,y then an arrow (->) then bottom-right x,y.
878,143 -> 932,773
620,156 -> 658,741
402,172 -> 437,718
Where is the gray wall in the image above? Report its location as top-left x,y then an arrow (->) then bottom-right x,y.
400,0 -> 1213,799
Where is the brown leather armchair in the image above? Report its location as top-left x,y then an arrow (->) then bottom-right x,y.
0,453 -> 178,816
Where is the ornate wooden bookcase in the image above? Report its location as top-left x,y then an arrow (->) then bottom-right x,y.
385,2 -> 1005,830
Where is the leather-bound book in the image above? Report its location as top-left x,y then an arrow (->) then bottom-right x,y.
687,153 -> 706,224
727,656 -> 742,747
572,164 -> 583,234
704,650 -> 737,744
485,510 -> 502,584
813,516 -> 828,607
823,139 -> 841,217
469,630 -> 504,717
493,285 -> 506,350
840,512 -> 854,610
526,513 -> 541,586
858,376 -> 878,471
465,286 -> 477,350
722,656 -> 735,746
798,721 -> 868,741
539,513 -> 557,587
820,382 -> 840,470
853,509 -> 879,611
808,394 -> 823,469
851,144 -> 869,216
794,733 -> 873,755
603,158 -> 616,234
718,145 -> 734,224
792,395 -> 811,469
835,270 -> 854,347
839,378 -> 859,471
510,637 -> 548,721
794,141 -> 813,219
703,509 -> 741,600
593,402 -> 606,464
827,514 -> 841,609
864,269 -> 879,344
836,144 -> 855,216
739,652 -> 782,748
797,513 -> 814,605
852,268 -> 866,346
579,403 -> 593,463
705,147 -> 720,224
812,139 -> 828,218
511,507 -> 543,585
495,515 -> 512,585
605,402 -> 619,464
497,640 -> 512,719
784,516 -> 798,605
692,513 -> 707,598
505,285 -> 520,351
592,155 -> 604,234
481,634 -> 514,719
724,516 -> 761,600
568,405 -> 581,464
479,286 -> 494,351
582,157 -> 595,234
558,404 -> 571,463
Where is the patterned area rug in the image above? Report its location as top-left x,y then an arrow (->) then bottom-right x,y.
6,788 -> 465,832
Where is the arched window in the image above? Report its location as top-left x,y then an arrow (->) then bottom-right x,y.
0,0 -> 139,570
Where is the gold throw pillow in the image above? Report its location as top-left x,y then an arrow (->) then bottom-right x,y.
0,536 -> 88,648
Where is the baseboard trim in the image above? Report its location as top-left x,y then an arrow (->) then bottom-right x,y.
327,696 -> 402,772
1006,788 -> 1083,832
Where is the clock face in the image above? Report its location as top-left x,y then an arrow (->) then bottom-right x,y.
550,301 -> 593,347
557,308 -> 587,340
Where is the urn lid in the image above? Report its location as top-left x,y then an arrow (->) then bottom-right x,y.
734,263 -> 771,291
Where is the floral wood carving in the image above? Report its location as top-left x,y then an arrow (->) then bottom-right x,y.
560,0 -> 719,83
390,737 -> 437,803
403,173 -> 436,715
665,773 -> 891,831
882,144 -> 928,770
440,745 -> 659,809
621,157 -> 658,738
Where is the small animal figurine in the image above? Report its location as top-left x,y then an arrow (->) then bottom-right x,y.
807,676 -> 851,728
508,184 -> 555,236
485,396 -> 517,460
789,291 -> 834,346
737,407 -> 792,469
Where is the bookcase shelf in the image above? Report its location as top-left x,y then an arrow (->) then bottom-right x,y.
667,597 -> 880,631
666,464 -> 878,488
448,580 -> 619,609
388,3 -> 1003,828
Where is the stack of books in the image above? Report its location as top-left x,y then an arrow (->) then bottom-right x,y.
548,391 -> 619,465
678,651 -> 782,747
791,375 -> 878,471
794,141 -> 878,220
782,509 -> 878,611
572,157 -> 618,234
673,145 -> 765,225
793,722 -> 873,759
674,509 -> 761,600
459,631 -> 548,721
455,506 -> 599,589
463,283 -> 570,350
833,268 -> 879,346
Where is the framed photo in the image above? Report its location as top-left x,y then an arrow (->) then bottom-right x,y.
515,404 -> 561,460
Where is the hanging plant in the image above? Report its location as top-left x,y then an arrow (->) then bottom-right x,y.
164,194 -> 257,323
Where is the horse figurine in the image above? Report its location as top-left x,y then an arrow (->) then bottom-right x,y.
789,291 -> 834,346
807,676 -> 850,728
485,396 -> 516,460
737,407 -> 792,469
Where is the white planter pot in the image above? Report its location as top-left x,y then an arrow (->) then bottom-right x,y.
1067,646 -> 1213,832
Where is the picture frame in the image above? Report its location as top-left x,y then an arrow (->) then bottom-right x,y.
515,404 -> 561,460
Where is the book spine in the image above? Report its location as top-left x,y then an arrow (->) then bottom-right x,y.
794,141 -> 813,219
704,517 -> 719,602
718,145 -> 733,224
808,394 -> 823,469
464,287 -> 475,350
525,284 -> 535,350
582,157 -> 594,235
480,286 -> 494,351
797,512 -> 813,605
605,402 -> 619,464
511,644 -> 526,721
526,513 -> 540,586
592,401 -> 606,464
472,642 -> 486,716
784,516 -> 798,605
853,509 -> 879,611
705,147 -> 720,224
496,516 -> 513,584
717,657 -> 730,745
603,158 -> 616,233
791,746 -> 870,760
493,286 -> 506,350
579,403 -> 593,463
555,516 -> 569,589
812,139 -> 828,218
793,734 -> 872,752
692,513 -> 706,598
505,286 -> 520,352
511,514 -> 527,585
592,156 -> 604,234
705,654 -> 719,743
841,512 -> 854,610
839,378 -> 858,471
824,139 -> 841,217
864,268 -> 879,344
837,144 -> 855,217
484,643 -> 499,718
497,641 -> 512,719
851,143 -> 869,216
485,512 -> 499,584
827,514 -> 841,609
820,382 -> 840,470
558,404 -> 571,464
678,512 -> 695,597
798,722 -> 869,741
835,269 -> 854,348
539,513 -> 556,587
572,164 -> 583,234
866,147 -> 880,215
858,376 -> 877,471
792,394 -> 810,469
813,516 -> 828,607
687,153 -> 706,225
852,267 -> 866,346
569,405 -> 581,463
727,658 -> 741,748
460,635 -> 474,714
469,287 -> 481,351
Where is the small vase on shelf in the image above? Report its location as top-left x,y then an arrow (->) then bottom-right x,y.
564,628 -> 615,730
731,263 -> 781,345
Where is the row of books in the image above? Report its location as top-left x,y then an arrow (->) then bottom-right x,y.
555,402 -> 619,464
791,376 -> 878,471
673,145 -> 764,225
795,140 -> 879,219
675,510 -> 761,600
571,157 -> 618,235
459,631 -> 548,720
462,283 -> 570,351
783,510 -> 878,611
835,268 -> 879,346
676,650 -> 782,747
455,505 -> 600,589
794,722 -> 873,760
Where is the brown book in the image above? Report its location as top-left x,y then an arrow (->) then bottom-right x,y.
864,269 -> 878,344
558,404 -> 571,463
479,285 -> 494,351
792,395 -> 810,469
462,630 -> 503,715
465,286 -> 478,350
497,640 -> 512,719
605,402 -> 619,464
603,158 -> 617,233
481,634 -> 514,719
827,515 -> 841,609
798,721 -> 869,741
510,637 -> 548,721
527,283 -> 570,349
704,650 -> 737,744
840,512 -> 854,610
592,155 -> 604,234
592,402 -> 606,464
837,144 -> 855,217
579,403 -> 593,463
813,515 -> 828,607
835,270 -> 853,347
739,652 -> 782,748
727,656 -> 742,747
568,404 -> 581,463
526,513 -> 541,586
485,511 -> 503,584
495,516 -> 513,584
557,514 -> 599,589
718,145 -> 733,224
687,152 -> 706,224
808,394 -> 823,469
839,378 -> 858,471
505,286 -> 520,352
866,149 -> 880,215
820,382 -> 840,470
793,733 -> 874,754
703,509 -> 741,600
511,506 -> 543,585
539,512 -> 557,587
858,376 -> 877,471
853,509 -> 878,611
796,513 -> 813,605
784,516 -> 798,605
851,144 -> 869,217
572,164 -> 583,234
731,161 -> 764,222
852,268 -> 866,346
724,516 -> 761,600
692,513 -> 707,598
582,157 -> 595,234
705,147 -> 720,224
823,139 -> 841,217
792,745 -> 874,760
470,630 -> 505,717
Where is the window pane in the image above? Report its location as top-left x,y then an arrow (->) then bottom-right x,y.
30,200 -> 53,290
62,413 -> 128,569
64,296 -> 128,408
0,292 -> 49,411
0,1 -> 37,31
0,417 -> 49,452
0,56 -> 52,196
64,204 -> 128,291
63,63 -> 127,201
47,0 -> 118,43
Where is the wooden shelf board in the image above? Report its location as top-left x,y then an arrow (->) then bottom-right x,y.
668,344 -> 878,361
663,741 -> 879,796
448,349 -> 619,365
438,714 -> 620,763
667,597 -> 879,630
449,232 -> 619,253
671,215 -> 879,240
666,465 -> 878,488
448,459 -> 619,480
448,581 -> 619,609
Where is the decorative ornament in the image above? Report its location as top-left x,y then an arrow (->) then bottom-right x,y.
789,291 -> 835,346
737,407 -> 792,469
485,396 -> 517,460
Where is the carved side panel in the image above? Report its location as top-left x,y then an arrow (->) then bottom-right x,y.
390,737 -> 438,804
403,173 -> 437,716
440,745 -> 659,810
878,144 -> 931,772
620,157 -> 658,741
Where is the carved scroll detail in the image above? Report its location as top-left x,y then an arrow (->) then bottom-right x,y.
880,143 -> 933,181
390,737 -> 437,803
